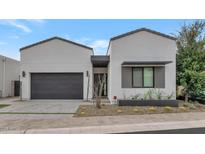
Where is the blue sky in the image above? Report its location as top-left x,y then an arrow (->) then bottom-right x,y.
0,19 -> 200,60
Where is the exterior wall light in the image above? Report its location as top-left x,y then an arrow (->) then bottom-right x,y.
22,71 -> 26,78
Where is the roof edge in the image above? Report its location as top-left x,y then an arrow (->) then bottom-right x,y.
110,28 -> 177,41
0,54 -> 20,62
20,36 -> 93,51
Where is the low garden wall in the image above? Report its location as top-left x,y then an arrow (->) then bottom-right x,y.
118,99 -> 179,107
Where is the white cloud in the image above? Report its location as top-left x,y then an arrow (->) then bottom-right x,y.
0,20 -> 31,33
76,37 -> 92,43
0,41 -> 7,45
27,19 -> 45,23
26,19 -> 45,24
9,20 -> 31,33
90,40 -> 109,49
73,37 -> 109,55
9,35 -> 20,39
64,34 -> 71,40
64,36 -> 109,55
89,39 -> 109,54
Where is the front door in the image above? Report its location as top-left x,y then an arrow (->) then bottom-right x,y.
94,73 -> 107,97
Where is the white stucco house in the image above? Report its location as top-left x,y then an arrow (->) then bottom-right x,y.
20,28 -> 176,102
0,55 -> 20,98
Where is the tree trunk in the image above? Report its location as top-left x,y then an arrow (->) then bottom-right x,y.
185,93 -> 189,102
96,96 -> 101,109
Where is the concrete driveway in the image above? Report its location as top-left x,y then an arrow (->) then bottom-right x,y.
0,98 -> 84,114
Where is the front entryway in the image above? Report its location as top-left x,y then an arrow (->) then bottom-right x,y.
31,73 -> 83,99
94,73 -> 107,97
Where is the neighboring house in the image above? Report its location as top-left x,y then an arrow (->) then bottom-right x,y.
0,55 -> 20,97
20,28 -> 176,101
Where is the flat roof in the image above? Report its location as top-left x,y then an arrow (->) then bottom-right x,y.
91,55 -> 110,67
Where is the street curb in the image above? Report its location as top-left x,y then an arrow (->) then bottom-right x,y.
24,119 -> 205,134
2,119 -> 205,134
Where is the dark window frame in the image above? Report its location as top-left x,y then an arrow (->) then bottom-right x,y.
132,67 -> 155,88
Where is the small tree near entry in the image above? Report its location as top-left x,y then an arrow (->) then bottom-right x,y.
176,21 -> 205,102
93,73 -> 106,109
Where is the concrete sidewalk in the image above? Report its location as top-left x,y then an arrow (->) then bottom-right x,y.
2,112 -> 205,133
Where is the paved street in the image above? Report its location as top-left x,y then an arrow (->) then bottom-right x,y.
121,127 -> 205,134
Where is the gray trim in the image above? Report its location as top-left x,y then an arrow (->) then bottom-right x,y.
20,37 -> 93,51
154,66 -> 165,88
111,28 -> 176,41
122,61 -> 172,66
121,67 -> 132,88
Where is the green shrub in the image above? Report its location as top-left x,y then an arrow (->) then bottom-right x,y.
144,89 -> 155,100
154,89 -> 164,100
166,92 -> 174,100
131,94 -> 140,100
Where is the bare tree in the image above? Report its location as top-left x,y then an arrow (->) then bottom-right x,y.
93,73 -> 106,109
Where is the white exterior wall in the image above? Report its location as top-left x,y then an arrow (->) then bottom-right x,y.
20,39 -> 93,100
108,31 -> 176,101
0,55 -> 20,97
107,44 -> 112,101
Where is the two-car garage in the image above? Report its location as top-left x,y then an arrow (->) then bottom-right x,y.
31,73 -> 83,99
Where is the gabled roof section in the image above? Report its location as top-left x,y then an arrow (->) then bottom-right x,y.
20,36 -> 93,51
110,28 -> 176,41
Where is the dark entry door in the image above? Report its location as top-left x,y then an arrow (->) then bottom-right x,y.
31,73 -> 83,99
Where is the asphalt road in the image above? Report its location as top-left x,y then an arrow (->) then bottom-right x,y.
119,127 -> 205,134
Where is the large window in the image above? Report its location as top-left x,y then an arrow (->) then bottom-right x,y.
132,67 -> 154,88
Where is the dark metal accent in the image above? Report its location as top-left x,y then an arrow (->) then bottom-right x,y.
91,55 -> 110,67
122,61 -> 172,66
111,28 -> 176,41
118,99 -> 178,107
20,37 -> 93,51
31,73 -> 83,99
121,67 -> 132,88
154,66 -> 165,88
14,81 -> 20,96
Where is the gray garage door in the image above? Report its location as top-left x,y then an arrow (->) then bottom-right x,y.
31,73 -> 83,99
